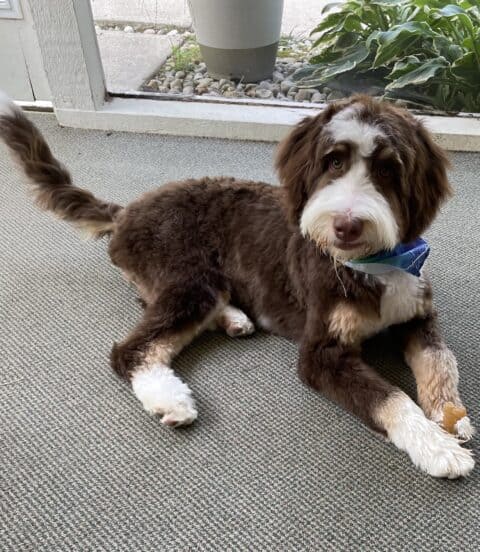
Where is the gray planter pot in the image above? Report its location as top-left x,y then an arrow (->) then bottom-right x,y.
188,0 -> 284,82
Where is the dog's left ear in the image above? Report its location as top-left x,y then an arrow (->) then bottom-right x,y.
276,113 -> 326,226
405,123 -> 452,241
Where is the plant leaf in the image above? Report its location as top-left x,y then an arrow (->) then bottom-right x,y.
431,5 -> 475,35
432,37 -> 464,62
387,55 -> 422,79
366,0 -> 409,5
297,45 -> 370,84
385,57 -> 449,89
437,5 -> 467,17
451,52 -> 480,84
321,2 -> 344,15
372,22 -> 440,67
334,32 -> 362,50
310,12 -> 346,35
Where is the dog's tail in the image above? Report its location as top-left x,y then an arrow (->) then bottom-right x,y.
0,92 -> 122,238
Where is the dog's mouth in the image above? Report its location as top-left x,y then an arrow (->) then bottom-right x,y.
333,239 -> 365,251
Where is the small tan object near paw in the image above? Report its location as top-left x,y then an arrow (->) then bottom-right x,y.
443,402 -> 467,434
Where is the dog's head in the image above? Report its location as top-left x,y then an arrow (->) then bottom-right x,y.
276,95 -> 451,260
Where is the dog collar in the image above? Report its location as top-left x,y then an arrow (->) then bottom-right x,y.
345,238 -> 430,277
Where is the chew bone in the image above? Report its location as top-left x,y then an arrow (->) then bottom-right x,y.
442,402 -> 467,434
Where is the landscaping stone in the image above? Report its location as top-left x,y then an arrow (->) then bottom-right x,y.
257,81 -> 272,91
311,91 -> 326,102
280,80 -> 294,94
197,77 -> 213,87
143,29 -> 156,34
295,88 -> 314,102
256,89 -> 273,99
124,25 -> 134,33
270,84 -> 280,97
146,79 -> 159,90
272,71 -> 284,83
138,29 -> 344,104
224,90 -> 242,98
219,78 -> 233,88
327,90 -> 346,101
170,78 -> 183,89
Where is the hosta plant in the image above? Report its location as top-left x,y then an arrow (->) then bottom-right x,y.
294,0 -> 480,112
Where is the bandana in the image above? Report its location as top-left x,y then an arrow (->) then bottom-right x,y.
345,238 -> 430,277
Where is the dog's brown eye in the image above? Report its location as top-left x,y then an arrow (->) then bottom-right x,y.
329,157 -> 343,171
378,165 -> 392,178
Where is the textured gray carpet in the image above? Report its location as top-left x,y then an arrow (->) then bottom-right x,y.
1,113 -> 479,551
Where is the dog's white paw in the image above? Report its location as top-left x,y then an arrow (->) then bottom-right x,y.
411,425 -> 475,479
160,401 -> 198,427
454,416 -> 475,442
379,393 -> 474,478
217,305 -> 255,337
226,317 -> 255,338
131,363 -> 197,427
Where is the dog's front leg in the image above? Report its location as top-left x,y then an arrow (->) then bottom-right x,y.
298,338 -> 474,478
396,314 -> 474,441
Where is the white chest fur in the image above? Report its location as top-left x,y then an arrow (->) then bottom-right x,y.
329,269 -> 430,345
375,270 -> 428,330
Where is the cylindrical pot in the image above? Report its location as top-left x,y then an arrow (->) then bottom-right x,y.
188,0 -> 284,82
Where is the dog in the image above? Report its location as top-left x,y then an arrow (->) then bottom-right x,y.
0,92 -> 474,479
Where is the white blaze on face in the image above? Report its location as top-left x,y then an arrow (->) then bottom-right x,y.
326,104 -> 384,157
299,105 -> 400,258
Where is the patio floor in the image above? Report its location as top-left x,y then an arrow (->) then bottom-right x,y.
1,113 -> 479,550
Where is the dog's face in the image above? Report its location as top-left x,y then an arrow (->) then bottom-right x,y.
276,96 -> 452,260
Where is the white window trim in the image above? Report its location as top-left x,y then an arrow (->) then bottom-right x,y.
27,0 -> 480,151
0,0 -> 23,20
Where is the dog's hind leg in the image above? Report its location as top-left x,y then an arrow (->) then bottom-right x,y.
215,305 -> 255,337
111,280 -> 228,426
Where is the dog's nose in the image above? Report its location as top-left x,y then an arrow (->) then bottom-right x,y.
333,215 -> 363,242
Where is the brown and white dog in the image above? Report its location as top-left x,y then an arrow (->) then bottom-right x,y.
0,92 -> 475,478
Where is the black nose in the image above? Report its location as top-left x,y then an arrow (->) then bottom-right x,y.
333,215 -> 364,242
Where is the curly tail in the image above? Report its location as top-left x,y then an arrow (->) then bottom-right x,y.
0,92 -> 122,238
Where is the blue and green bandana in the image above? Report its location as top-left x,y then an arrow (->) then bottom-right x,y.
345,238 -> 430,277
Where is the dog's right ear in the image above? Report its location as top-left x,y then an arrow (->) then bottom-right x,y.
275,115 -> 321,226
276,101 -> 352,226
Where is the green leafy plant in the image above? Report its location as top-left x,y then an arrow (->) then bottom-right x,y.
170,40 -> 202,73
294,0 -> 480,112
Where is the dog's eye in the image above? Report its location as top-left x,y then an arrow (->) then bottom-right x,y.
329,157 -> 344,172
377,165 -> 392,178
